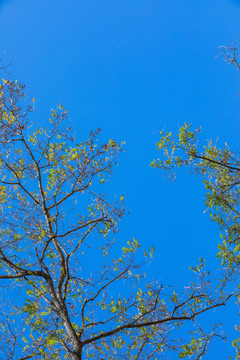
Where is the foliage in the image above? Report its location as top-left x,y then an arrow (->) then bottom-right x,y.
0,75 -> 231,359
151,43 -> 240,360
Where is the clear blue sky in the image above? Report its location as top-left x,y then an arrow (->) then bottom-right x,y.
1,0 -> 240,358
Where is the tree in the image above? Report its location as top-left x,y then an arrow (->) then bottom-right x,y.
151,43 -> 240,359
0,76 -> 230,360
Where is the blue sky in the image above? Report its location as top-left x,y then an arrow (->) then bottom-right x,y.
1,0 -> 240,358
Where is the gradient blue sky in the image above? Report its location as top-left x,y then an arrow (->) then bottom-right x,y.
1,0 -> 240,358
